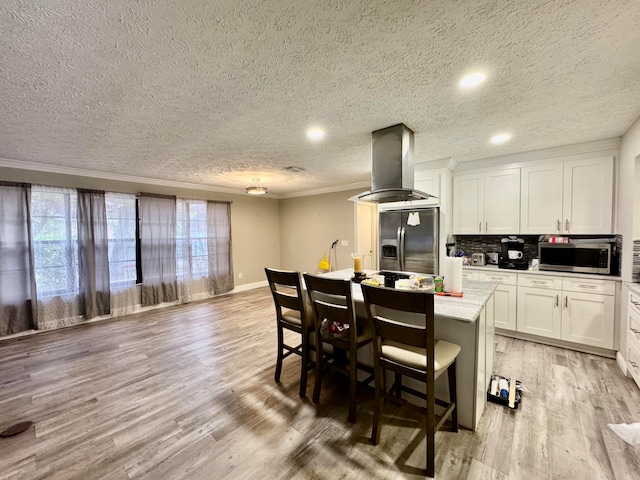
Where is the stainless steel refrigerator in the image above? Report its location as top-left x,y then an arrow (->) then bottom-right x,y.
379,208 -> 439,274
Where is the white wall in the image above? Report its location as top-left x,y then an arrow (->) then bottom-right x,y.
619,114 -> 640,280
615,113 -> 640,366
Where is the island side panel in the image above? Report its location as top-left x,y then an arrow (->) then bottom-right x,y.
434,315 -> 479,430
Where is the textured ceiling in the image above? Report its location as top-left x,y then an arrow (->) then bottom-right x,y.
2,0 -> 640,196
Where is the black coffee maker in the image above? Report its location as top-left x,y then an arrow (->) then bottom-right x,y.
498,236 -> 528,270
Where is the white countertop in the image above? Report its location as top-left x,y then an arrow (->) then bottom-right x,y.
320,269 -> 496,324
463,264 -> 622,281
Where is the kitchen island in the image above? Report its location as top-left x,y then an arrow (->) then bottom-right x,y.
320,269 -> 496,431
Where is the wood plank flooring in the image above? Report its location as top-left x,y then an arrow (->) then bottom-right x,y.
1,287 -> 640,479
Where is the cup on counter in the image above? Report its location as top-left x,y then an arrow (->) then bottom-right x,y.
351,253 -> 364,273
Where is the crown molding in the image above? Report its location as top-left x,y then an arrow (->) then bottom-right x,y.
452,137 -> 621,172
415,157 -> 456,171
0,157 -> 274,197
278,181 -> 370,199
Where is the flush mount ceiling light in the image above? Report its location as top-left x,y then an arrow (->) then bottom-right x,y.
246,178 -> 267,195
306,127 -> 325,141
490,133 -> 511,145
459,72 -> 486,88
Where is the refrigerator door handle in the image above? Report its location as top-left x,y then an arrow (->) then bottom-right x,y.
396,226 -> 402,270
399,227 -> 406,270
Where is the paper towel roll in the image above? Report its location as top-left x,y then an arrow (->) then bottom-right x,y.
443,257 -> 463,293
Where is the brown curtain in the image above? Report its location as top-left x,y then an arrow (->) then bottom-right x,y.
139,194 -> 177,306
77,189 -> 111,319
0,182 -> 37,335
207,201 -> 234,294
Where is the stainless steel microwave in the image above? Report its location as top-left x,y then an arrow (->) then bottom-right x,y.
538,242 -> 613,275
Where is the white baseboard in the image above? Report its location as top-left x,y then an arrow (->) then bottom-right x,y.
616,351 -> 628,376
232,280 -> 268,293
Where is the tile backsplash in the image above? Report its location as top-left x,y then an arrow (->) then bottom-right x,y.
453,235 -> 540,260
454,234 -> 622,274
634,239 -> 640,282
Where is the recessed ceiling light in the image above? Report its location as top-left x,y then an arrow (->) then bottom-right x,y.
306,128 -> 325,141
459,72 -> 486,88
490,133 -> 511,145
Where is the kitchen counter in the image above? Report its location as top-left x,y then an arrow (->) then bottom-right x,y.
319,268 -> 495,431
321,269 -> 496,323
463,264 -> 622,281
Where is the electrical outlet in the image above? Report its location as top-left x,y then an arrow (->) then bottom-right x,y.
238,272 -> 243,279
341,240 -> 349,247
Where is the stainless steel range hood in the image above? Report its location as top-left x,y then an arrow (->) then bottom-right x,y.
352,123 -> 436,203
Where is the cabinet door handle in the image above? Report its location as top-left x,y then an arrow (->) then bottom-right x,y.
631,361 -> 639,368
557,219 -> 561,233
565,219 -> 570,232
532,280 -> 547,286
578,284 -> 597,289
631,300 -> 640,308
486,221 -> 488,232
564,296 -> 568,309
555,295 -> 559,307
479,222 -> 482,233
631,328 -> 640,335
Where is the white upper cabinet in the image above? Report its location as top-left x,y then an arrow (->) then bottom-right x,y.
453,169 -> 520,234
520,163 -> 563,234
452,174 -> 483,234
520,156 -> 614,234
414,170 -> 441,206
562,157 -> 614,234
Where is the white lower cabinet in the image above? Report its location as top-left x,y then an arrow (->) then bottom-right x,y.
561,291 -> 614,349
478,271 -> 517,331
462,271 -> 479,281
627,290 -> 640,389
517,286 -> 562,338
516,274 -> 615,349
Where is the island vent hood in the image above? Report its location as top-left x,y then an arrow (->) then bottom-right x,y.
352,123 -> 436,203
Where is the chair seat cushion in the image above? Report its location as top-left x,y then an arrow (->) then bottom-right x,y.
282,308 -> 302,325
281,303 -> 314,328
381,340 -> 461,377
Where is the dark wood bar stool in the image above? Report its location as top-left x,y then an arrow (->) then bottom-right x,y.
303,274 -> 373,424
361,283 -> 460,478
265,268 -> 315,397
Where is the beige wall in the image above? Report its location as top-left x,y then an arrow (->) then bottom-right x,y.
279,189 -> 362,275
0,166 -> 281,286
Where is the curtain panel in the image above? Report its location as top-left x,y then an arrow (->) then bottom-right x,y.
31,186 -> 83,330
207,201 -> 234,294
105,192 -> 138,316
77,189 -> 111,319
176,199 -> 210,303
0,182 -> 37,335
139,194 -> 178,306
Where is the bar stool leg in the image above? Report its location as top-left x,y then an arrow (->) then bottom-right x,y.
275,324 -> 284,383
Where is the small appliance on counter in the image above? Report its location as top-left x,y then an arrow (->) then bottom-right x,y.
471,253 -> 486,266
486,252 -> 500,265
498,236 -> 528,270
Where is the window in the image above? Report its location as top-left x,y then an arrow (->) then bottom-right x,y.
31,186 -> 79,297
176,199 -> 208,279
105,193 -> 137,287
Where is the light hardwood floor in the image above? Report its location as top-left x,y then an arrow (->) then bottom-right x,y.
1,287 -> 639,479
